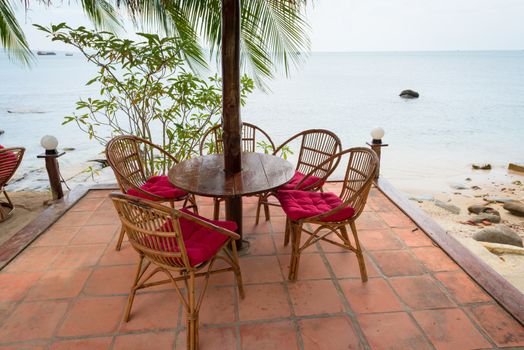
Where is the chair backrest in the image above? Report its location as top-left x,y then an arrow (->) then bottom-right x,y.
275,129 -> 342,190
199,122 -> 275,155
339,147 -> 379,218
106,135 -> 178,193
110,192 -> 192,269
0,147 -> 25,189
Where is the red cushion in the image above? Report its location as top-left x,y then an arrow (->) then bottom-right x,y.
278,171 -> 323,191
0,146 -> 19,184
276,190 -> 355,222
144,208 -> 237,267
127,175 -> 187,201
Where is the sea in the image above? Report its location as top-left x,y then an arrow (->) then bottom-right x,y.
1,51 -> 523,193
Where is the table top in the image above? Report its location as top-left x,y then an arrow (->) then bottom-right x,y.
168,152 -> 295,197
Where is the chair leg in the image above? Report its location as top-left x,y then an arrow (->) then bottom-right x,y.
213,198 -> 220,220
124,254 -> 145,322
0,190 -> 15,222
186,272 -> 199,350
288,222 -> 302,281
190,194 -> 199,214
348,221 -> 368,282
255,195 -> 263,224
283,217 -> 291,246
263,201 -> 271,222
230,240 -> 245,299
115,226 -> 126,251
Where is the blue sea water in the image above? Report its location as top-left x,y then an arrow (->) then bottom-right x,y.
1,51 -> 523,192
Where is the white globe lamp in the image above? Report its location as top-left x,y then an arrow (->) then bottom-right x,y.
370,127 -> 385,144
41,135 -> 59,155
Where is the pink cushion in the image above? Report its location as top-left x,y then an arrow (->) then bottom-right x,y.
278,171 -> 323,191
0,146 -> 19,184
144,208 -> 237,267
276,190 -> 355,222
127,175 -> 187,201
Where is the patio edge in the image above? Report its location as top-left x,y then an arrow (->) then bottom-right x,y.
376,177 -> 524,326
0,183 -> 118,270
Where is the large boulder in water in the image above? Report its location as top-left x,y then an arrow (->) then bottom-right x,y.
399,89 -> 419,98
473,225 -> 523,247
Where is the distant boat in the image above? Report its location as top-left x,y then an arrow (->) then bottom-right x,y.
37,51 -> 56,56
65,53 -> 73,56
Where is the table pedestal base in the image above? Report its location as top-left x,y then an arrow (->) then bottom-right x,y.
225,196 -> 244,250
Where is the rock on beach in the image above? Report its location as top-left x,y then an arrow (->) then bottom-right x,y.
473,225 -> 523,247
503,202 -> 524,217
399,89 -> 419,98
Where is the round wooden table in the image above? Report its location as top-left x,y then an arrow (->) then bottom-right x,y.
168,152 -> 295,246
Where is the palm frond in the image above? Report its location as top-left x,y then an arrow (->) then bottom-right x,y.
0,0 -> 33,66
80,0 -> 122,32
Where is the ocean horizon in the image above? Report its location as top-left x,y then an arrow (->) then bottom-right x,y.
1,50 -> 523,193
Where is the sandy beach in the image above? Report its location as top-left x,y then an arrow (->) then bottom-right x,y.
407,168 -> 524,291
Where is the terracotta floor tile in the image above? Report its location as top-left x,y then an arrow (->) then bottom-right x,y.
97,198 -> 118,212
288,280 -> 345,316
239,284 -> 291,321
367,196 -> 398,212
198,286 -> 236,325
326,252 -> 379,279
371,250 -> 425,277
70,225 -> 118,245
70,197 -> 105,212
176,327 -> 237,350
0,302 -> 16,324
269,216 -> 287,233
83,265 -> 136,296
354,212 -> 389,230
317,233 -> 349,253
98,241 -> 138,266
390,276 -> 455,310
0,344 -> 46,350
26,268 -> 91,300
32,226 -> 80,247
358,229 -> 404,251
377,211 -> 416,228
245,234 -> 276,255
340,278 -> 403,314
114,332 -> 175,350
393,228 -> 433,247
53,210 -> 93,227
243,217 -> 272,235
0,272 -> 42,302
239,256 -> 283,284
85,190 -> 112,198
413,308 -> 492,350
57,296 -> 127,336
277,254 -> 331,280
50,337 -> 113,350
0,300 -> 68,342
469,304 -> 524,347
358,312 -> 432,350
300,316 -> 363,350
435,271 -> 491,304
85,209 -> 119,226
120,291 -> 180,332
51,244 -> 106,269
272,233 -> 293,255
3,246 -> 64,272
241,321 -> 299,350
412,247 -> 459,272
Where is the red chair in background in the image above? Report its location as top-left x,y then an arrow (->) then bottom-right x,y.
0,146 -> 25,222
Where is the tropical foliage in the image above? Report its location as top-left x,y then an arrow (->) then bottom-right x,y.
37,23 -> 254,165
2,0 -> 310,82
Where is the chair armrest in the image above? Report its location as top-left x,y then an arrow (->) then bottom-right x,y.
176,210 -> 241,240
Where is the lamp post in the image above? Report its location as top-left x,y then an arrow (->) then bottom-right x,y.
37,135 -> 65,200
367,127 -> 388,179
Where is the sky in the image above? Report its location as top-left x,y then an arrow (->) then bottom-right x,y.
9,0 -> 524,52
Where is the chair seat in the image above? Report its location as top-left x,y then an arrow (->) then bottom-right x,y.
278,171 -> 323,191
148,208 -> 237,267
276,190 -> 355,222
127,175 -> 187,201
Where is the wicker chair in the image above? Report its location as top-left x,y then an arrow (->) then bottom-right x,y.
0,146 -> 25,222
255,129 -> 342,225
276,147 -> 378,281
106,135 -> 198,250
199,122 -> 276,219
110,193 -> 244,350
